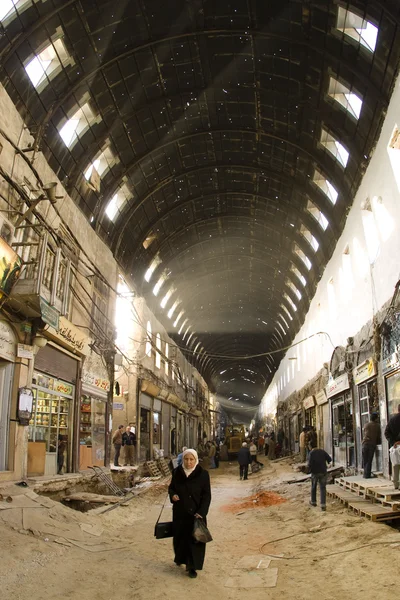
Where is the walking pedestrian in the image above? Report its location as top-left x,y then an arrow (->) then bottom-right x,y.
208,441 -> 216,469
168,449 -> 211,579
299,427 -> 307,462
122,425 -> 136,466
308,442 -> 332,511
112,424 -> 124,467
268,432 -> 276,460
237,442 -> 251,480
362,413 -> 381,479
214,442 -> 220,468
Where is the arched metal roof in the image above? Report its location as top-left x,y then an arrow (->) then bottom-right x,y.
1,0 -> 400,421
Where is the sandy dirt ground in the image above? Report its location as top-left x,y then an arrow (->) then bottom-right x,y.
1,457 -> 400,600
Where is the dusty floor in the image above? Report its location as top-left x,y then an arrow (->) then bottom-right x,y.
1,457 -> 399,600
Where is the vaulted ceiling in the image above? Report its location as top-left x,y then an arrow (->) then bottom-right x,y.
1,0 -> 400,421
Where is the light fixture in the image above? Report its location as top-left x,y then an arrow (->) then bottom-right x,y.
32,334 -> 48,349
43,182 -> 63,205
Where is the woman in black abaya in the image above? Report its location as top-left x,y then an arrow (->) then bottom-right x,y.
168,448 -> 211,578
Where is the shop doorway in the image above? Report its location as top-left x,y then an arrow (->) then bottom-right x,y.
140,407 -> 150,461
0,361 -> 13,471
332,392 -> 355,467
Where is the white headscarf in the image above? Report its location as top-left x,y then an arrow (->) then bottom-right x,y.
182,448 -> 199,477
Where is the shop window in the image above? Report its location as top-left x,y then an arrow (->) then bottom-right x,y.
328,76 -> 362,119
386,373 -> 400,418
145,321 -> 152,357
105,183 -> 131,222
144,254 -> 162,282
90,275 -> 109,338
336,6 -> 378,53
59,101 -> 99,148
358,381 -> 379,432
153,412 -> 160,445
332,392 -> 355,467
313,169 -> 338,205
25,35 -> 74,91
320,128 -> 349,167
155,333 -> 161,369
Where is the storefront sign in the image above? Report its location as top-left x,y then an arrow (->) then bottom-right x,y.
18,387 -> 33,425
0,320 -> 16,361
46,316 -> 89,355
40,297 -> 60,330
303,396 -> 315,409
326,372 -> 350,398
381,351 -> 400,375
54,379 -> 73,396
315,390 -> 328,405
17,343 -> 33,359
113,402 -> 124,410
82,372 -> 110,392
353,358 -> 377,385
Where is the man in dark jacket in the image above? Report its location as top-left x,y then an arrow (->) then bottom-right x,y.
362,413 -> 381,478
385,404 -> 400,448
237,442 -> 252,480
308,443 -> 332,511
112,424 -> 124,466
122,426 -> 136,466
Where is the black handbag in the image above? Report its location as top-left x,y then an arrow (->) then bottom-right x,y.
154,494 -> 174,539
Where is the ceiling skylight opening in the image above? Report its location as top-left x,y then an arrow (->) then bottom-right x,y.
280,314 -> 290,330
320,128 -> 349,167
0,0 -> 31,22
294,244 -> 312,270
328,76 -> 363,120
59,102 -> 98,148
25,36 -> 73,90
280,303 -> 293,321
290,264 -> 307,287
153,271 -> 168,297
182,327 -> 190,342
287,280 -> 302,300
306,200 -> 329,231
85,145 -> 115,182
105,183 -> 131,222
336,7 -> 378,53
186,333 -> 194,345
168,301 -> 179,320
300,225 -> 319,251
144,254 -> 162,283
161,286 -> 175,309
173,310 -> 184,328
277,321 -> 286,336
193,343 -> 201,355
284,293 -> 297,312
313,169 -> 338,205
178,319 -> 188,335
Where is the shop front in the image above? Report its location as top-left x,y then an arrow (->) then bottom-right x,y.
140,392 -> 152,461
0,320 -> 17,472
327,373 -> 355,468
303,396 -> 316,428
79,370 -> 110,470
353,358 -> 381,473
382,350 -> 400,421
315,389 -> 329,450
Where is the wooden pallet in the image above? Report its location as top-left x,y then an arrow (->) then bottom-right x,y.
368,487 -> 400,502
348,500 -> 400,521
145,461 -> 163,477
157,458 -> 171,477
327,485 -> 368,506
135,476 -> 162,483
352,479 -> 387,497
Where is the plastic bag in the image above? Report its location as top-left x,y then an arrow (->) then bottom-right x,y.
193,517 -> 213,543
390,445 -> 400,466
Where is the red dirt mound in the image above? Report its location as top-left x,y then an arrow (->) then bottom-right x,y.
221,490 -> 287,513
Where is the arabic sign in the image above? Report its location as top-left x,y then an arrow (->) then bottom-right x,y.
315,390 -> 328,405
381,351 -> 400,375
326,372 -> 350,398
0,238 -> 22,299
0,320 -> 16,361
40,297 -> 60,329
353,358 -> 377,385
303,396 -> 315,409
17,343 -> 34,359
82,371 -> 110,392
46,316 -> 89,355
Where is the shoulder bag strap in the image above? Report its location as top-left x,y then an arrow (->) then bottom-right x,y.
155,493 -> 170,525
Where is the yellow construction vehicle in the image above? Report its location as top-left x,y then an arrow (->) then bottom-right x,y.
225,424 -> 246,458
